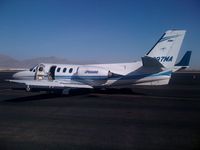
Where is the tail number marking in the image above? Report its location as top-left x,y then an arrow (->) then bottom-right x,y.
155,56 -> 173,62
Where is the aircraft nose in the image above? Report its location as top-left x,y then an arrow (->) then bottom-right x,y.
12,72 -> 20,79
12,70 -> 33,80
12,71 -> 26,79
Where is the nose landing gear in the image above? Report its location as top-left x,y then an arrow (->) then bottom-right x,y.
26,85 -> 31,92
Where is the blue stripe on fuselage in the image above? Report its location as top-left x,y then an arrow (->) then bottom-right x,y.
19,71 -> 171,81
55,71 -> 172,80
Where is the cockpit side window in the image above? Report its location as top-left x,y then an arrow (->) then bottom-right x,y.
30,65 -> 38,72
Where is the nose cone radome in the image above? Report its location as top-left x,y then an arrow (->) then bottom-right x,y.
12,72 -> 22,79
12,71 -> 31,80
12,70 -> 35,80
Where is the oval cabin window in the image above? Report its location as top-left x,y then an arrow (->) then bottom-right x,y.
39,67 -> 43,72
63,68 -> 67,73
69,68 -> 73,73
57,68 -> 61,72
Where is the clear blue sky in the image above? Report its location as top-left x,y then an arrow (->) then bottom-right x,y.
0,0 -> 199,69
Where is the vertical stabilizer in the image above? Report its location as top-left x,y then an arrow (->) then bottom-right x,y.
146,30 -> 186,68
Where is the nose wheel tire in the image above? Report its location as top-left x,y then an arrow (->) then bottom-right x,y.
26,85 -> 31,92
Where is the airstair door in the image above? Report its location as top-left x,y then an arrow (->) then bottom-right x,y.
48,66 -> 57,80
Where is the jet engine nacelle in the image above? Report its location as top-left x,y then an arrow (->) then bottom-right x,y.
76,66 -> 110,86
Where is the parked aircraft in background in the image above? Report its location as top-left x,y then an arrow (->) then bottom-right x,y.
9,30 -> 191,94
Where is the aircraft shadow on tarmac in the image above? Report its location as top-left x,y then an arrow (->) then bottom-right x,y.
3,93 -> 66,103
3,88 -> 143,103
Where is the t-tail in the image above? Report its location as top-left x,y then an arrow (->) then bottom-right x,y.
139,30 -> 187,86
146,30 -> 186,69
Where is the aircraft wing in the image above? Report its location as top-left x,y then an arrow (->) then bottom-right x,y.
8,80 -> 93,89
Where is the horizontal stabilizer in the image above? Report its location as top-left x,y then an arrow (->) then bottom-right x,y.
175,51 -> 192,67
142,56 -> 164,68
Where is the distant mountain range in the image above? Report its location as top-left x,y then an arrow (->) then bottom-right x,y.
0,54 -> 92,69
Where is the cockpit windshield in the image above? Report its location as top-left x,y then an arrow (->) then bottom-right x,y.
29,64 -> 38,71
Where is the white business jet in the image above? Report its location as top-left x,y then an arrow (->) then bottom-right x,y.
9,30 -> 191,94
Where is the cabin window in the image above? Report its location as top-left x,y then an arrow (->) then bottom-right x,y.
57,67 -> 61,72
63,68 -> 67,73
33,69 -> 36,72
38,67 -> 43,72
69,68 -> 73,73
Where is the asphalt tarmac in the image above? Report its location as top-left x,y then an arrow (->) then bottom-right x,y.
0,71 -> 200,150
